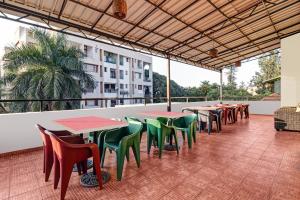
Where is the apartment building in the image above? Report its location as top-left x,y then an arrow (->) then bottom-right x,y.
1,26 -> 153,108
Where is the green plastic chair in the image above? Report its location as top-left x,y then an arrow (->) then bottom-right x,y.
146,118 -> 179,158
124,116 -> 147,141
101,120 -> 142,181
173,114 -> 197,149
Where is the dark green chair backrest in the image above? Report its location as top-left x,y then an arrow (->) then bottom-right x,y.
156,117 -> 169,125
127,119 -> 143,135
145,118 -> 162,136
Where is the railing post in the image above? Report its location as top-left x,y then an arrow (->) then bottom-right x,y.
144,98 -> 147,106
40,100 -> 43,112
186,97 -> 189,103
205,96 -> 208,102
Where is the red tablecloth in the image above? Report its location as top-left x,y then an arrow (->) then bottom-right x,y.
55,116 -> 126,133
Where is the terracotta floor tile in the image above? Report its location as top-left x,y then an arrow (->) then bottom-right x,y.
1,115 -> 300,200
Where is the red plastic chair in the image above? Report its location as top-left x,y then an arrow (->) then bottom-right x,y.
48,132 -> 103,200
36,124 -> 83,182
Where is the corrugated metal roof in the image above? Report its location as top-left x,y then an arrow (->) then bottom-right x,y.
0,0 -> 299,71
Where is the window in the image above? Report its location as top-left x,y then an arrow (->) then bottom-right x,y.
125,70 -> 128,75
138,85 -> 142,90
125,84 -> 128,89
126,57 -> 129,62
138,73 -> 142,79
119,55 -> 124,65
120,84 -> 124,89
110,68 -> 116,79
104,83 -> 116,93
119,70 -> 124,79
137,60 -> 142,69
104,51 -> 117,64
104,67 -> 107,72
83,63 -> 98,73
83,45 -> 93,58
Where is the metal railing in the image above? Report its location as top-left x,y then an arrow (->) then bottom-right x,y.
0,96 -> 208,113
0,95 -> 269,113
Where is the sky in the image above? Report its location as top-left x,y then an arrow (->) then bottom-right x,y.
0,18 -> 260,87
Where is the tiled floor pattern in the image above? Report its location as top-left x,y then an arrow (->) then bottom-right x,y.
1,115 -> 300,200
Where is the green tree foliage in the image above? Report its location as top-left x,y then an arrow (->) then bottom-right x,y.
153,72 -> 186,102
250,50 -> 281,95
153,71 -> 251,101
3,28 -> 95,112
226,66 -> 237,89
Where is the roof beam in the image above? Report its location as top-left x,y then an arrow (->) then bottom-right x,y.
135,0 -> 199,43
0,2 -> 217,71
91,1 -> 113,30
141,0 -> 242,60
150,0 -> 234,48
260,0 -> 280,39
58,0 -> 67,19
200,20 -> 300,64
121,0 -> 168,38
68,0 -> 211,60
180,0 -> 298,58
205,0 -> 265,55
164,0 -> 264,53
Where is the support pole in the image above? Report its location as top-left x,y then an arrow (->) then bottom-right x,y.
220,69 -> 223,103
167,56 -> 171,111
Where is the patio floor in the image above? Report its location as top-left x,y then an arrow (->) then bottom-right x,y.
1,115 -> 300,200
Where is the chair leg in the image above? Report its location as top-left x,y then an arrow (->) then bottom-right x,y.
187,129 -> 192,149
126,148 -> 130,162
101,147 -> 107,168
158,133 -> 165,159
116,150 -> 126,181
132,141 -> 140,168
173,131 -> 179,155
192,124 -> 196,143
45,150 -> 53,182
43,148 -> 45,174
82,160 -> 87,174
60,161 -> 73,200
54,154 -> 60,189
147,133 -> 153,154
181,131 -> 185,141
76,163 -> 82,175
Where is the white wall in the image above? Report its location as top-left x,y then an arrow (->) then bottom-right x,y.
0,101 -> 280,154
281,33 -> 300,107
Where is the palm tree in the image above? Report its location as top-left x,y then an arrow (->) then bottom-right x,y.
3,28 -> 95,112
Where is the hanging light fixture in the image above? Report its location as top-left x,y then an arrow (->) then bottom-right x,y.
209,32 -> 218,58
113,0 -> 127,19
209,48 -> 218,58
235,60 -> 241,67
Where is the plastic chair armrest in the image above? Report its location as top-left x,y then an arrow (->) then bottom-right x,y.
48,130 -> 72,136
59,135 -> 85,144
